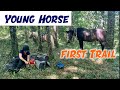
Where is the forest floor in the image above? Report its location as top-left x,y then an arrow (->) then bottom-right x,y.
0,30 -> 119,79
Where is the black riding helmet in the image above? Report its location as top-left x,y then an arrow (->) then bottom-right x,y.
22,44 -> 29,53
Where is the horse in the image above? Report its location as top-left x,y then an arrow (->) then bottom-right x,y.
29,31 -> 47,42
29,31 -> 55,48
66,27 -> 107,50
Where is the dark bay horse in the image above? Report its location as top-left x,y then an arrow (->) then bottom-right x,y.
66,27 -> 107,50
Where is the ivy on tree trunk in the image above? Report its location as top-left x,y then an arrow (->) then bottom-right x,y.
25,26 -> 29,43
106,11 -> 115,49
38,26 -> 42,52
10,26 -> 19,57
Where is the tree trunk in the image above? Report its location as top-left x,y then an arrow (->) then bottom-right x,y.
106,11 -> 115,49
46,26 -> 54,59
53,26 -> 59,48
25,26 -> 29,43
100,11 -> 105,29
118,11 -> 120,53
38,26 -> 42,52
10,26 -> 19,57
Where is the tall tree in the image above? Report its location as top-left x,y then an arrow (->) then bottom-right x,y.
118,11 -> 120,52
38,26 -> 42,51
10,26 -> 19,57
106,11 -> 115,49
53,26 -> 59,48
24,26 -> 29,43
46,26 -> 54,59
100,11 -> 105,28
100,11 -> 108,30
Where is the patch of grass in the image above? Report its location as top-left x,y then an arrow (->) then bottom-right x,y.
105,59 -> 115,63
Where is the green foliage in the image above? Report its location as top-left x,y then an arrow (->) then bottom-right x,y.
0,26 -> 9,37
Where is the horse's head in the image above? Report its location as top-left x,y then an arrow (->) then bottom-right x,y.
66,27 -> 76,43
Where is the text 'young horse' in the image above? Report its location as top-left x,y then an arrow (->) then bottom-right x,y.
66,27 -> 107,50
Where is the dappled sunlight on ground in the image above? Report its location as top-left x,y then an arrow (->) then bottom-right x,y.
78,67 -> 87,74
94,59 -> 104,65
88,58 -> 104,65
62,71 -> 69,75
73,61 -> 79,65
46,74 -> 59,79
89,58 -> 96,62
64,66 -> 78,73
72,76 -> 79,79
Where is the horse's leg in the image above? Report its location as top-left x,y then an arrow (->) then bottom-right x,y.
79,40 -> 83,49
66,40 -> 70,45
99,41 -> 105,50
72,36 -> 74,42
